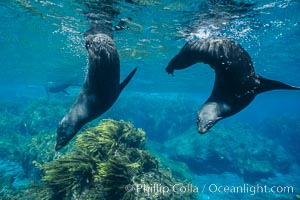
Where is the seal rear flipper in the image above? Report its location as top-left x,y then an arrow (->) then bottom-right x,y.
257,76 -> 300,94
119,67 -> 138,93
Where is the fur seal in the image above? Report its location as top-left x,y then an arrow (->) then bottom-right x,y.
166,38 -> 300,133
56,33 -> 137,150
45,82 -> 81,96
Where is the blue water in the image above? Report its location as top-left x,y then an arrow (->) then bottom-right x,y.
0,0 -> 300,199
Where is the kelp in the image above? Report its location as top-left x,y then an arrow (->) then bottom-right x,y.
35,119 -> 194,199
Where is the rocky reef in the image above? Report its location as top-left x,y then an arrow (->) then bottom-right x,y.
0,95 -> 299,200
104,93 -> 197,142
257,115 -> 300,165
20,98 -> 71,135
163,123 -> 292,183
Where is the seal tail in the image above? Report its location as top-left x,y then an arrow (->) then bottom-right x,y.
257,76 -> 300,94
119,67 -> 138,93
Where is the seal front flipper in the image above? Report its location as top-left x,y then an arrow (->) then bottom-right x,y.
256,76 -> 300,94
119,67 -> 138,93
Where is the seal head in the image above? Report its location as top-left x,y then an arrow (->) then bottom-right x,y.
197,101 -> 231,134
166,38 -> 300,134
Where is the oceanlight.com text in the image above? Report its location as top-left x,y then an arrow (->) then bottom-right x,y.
207,183 -> 294,195
125,183 -> 294,196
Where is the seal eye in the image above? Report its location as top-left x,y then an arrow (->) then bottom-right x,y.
206,120 -> 214,128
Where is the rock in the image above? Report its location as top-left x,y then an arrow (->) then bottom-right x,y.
163,123 -> 292,182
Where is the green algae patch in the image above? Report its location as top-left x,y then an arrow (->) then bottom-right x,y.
36,119 -> 195,200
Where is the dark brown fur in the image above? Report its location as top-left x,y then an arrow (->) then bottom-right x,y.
56,34 -> 137,150
166,38 -> 300,133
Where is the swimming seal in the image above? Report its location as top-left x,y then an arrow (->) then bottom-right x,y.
45,82 -> 81,96
166,38 -> 300,134
56,33 -> 137,150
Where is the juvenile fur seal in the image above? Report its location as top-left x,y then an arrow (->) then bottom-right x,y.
45,82 -> 81,96
166,38 -> 300,133
56,33 -> 137,150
